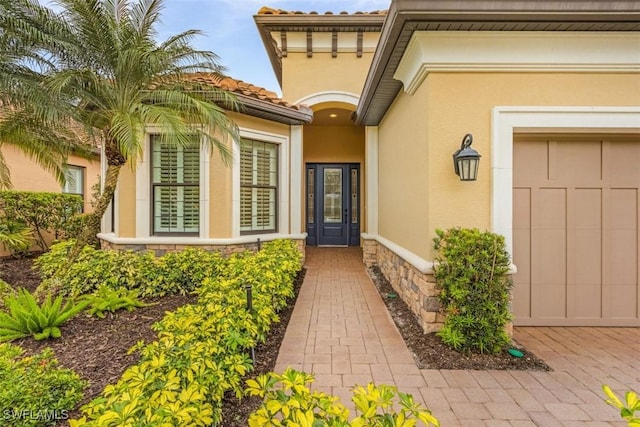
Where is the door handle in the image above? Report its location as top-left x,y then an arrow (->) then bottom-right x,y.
344,209 -> 348,224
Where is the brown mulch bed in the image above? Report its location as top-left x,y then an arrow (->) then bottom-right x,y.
367,266 -> 551,371
1,253 -> 548,426
0,254 -> 304,426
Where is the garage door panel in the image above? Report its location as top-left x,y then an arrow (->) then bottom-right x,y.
610,188 -> 638,230
532,282 -> 566,319
609,141 -> 640,185
555,140 -> 602,182
610,229 -> 637,284
609,284 -> 638,319
571,283 -> 602,319
538,188 -> 566,229
513,140 -> 548,185
574,189 -> 602,230
513,134 -> 640,327
574,229 -> 602,284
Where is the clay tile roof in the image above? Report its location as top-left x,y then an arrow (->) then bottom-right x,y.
187,73 -> 299,109
257,6 -> 387,16
185,73 -> 312,124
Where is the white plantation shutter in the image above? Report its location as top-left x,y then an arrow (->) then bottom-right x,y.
151,135 -> 200,234
240,140 -> 277,233
63,166 -> 84,196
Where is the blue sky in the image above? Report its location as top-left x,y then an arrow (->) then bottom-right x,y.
41,0 -> 391,96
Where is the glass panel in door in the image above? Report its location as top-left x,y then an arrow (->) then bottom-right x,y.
323,168 -> 343,223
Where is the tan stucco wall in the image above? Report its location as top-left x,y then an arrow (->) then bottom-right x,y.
114,113 -> 291,239
0,146 -> 100,255
117,165 -> 136,237
379,72 -> 640,260
1,145 -> 100,213
282,51 -> 375,102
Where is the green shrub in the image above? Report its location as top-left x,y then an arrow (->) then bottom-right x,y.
247,368 -> 440,426
603,385 -> 640,426
63,213 -> 100,248
80,286 -> 149,318
0,288 -> 88,341
0,279 -> 16,311
0,191 -> 83,251
0,217 -> 33,255
433,228 -> 513,354
35,241 -> 225,298
70,239 -> 303,426
0,343 -> 86,427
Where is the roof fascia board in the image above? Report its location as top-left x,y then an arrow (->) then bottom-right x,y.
354,0 -> 640,126
236,93 -> 313,125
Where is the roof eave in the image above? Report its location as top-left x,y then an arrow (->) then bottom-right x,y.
355,0 -> 640,126
236,93 -> 313,125
254,13 -> 386,90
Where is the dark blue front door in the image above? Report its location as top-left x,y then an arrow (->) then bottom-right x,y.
306,164 -> 360,246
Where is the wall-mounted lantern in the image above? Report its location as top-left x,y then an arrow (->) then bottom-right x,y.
453,133 -> 481,181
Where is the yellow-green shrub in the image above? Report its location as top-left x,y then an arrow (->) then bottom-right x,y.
247,368 -> 440,426
69,239 -> 303,426
35,241 -> 224,298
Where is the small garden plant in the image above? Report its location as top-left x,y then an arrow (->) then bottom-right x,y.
433,228 -> 513,354
247,368 -> 440,426
0,343 -> 86,427
80,285 -> 149,318
603,385 -> 640,426
0,216 -> 32,256
0,288 -> 88,341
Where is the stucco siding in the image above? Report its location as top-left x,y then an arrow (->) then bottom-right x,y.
2,145 -> 100,213
378,79 -> 430,259
282,52 -> 375,102
379,72 -> 640,260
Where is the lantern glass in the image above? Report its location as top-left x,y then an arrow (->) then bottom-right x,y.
453,134 -> 481,181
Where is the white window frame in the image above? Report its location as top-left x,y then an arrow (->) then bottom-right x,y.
233,128 -> 289,238
135,130 -> 210,239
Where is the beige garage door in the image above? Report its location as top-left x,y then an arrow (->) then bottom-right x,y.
513,134 -> 640,326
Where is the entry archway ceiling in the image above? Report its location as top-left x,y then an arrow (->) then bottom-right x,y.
312,107 -> 354,126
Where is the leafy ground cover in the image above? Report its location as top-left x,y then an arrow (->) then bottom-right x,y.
0,252 -> 548,426
0,254 -> 303,426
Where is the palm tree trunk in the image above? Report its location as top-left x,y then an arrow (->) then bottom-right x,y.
35,161 -> 123,299
68,162 -> 122,261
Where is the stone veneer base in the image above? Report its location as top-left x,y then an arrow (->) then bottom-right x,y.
100,238 -> 306,262
363,237 -> 444,333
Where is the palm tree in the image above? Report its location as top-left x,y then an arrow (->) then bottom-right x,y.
0,0 -> 239,263
0,0 -> 93,189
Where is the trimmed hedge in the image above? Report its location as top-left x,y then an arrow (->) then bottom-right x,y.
69,239 -> 302,426
0,191 -> 83,252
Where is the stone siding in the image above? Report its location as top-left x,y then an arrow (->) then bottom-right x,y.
100,238 -> 306,262
363,238 -> 443,333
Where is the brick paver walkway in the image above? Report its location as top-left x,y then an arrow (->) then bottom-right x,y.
275,247 -> 640,426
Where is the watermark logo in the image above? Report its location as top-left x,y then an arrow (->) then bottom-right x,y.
2,409 -> 70,422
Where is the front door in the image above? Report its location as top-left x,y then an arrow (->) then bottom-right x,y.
306,164 -> 360,246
